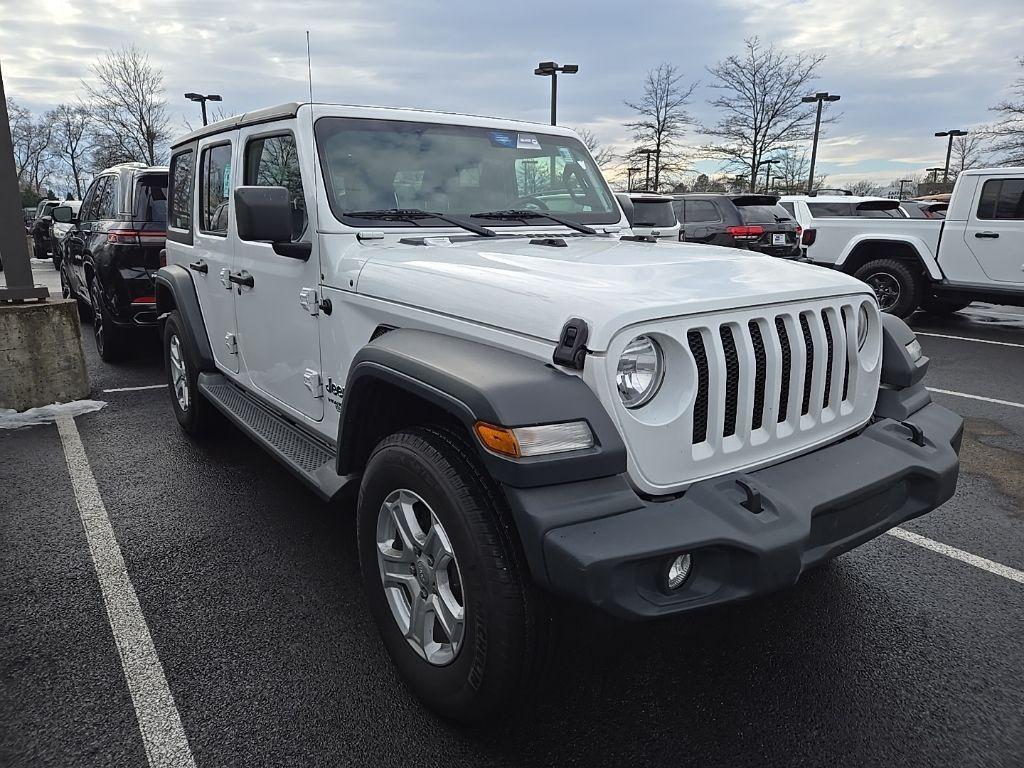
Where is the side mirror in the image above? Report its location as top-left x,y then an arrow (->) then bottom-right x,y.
234,186 -> 311,260
52,206 -> 74,224
615,193 -> 635,227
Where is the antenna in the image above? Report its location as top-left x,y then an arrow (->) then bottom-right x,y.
305,31 -> 320,245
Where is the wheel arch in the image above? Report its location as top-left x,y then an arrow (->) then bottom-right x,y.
154,265 -> 216,371
838,236 -> 942,280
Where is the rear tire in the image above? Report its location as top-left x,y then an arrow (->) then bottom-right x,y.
164,310 -> 218,437
921,296 -> 971,316
853,259 -> 922,319
89,274 -> 128,362
357,427 -> 546,724
60,262 -> 90,320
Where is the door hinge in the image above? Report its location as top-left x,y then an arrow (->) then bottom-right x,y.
224,332 -> 237,354
299,287 -> 319,316
303,369 -> 323,398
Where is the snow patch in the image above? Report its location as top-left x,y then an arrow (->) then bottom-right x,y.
0,400 -> 107,429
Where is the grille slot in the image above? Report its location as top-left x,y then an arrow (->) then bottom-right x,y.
799,313 -> 815,416
688,330 -> 709,444
821,310 -> 835,408
720,326 -> 739,437
749,321 -> 767,430
842,307 -> 851,401
776,317 -> 792,423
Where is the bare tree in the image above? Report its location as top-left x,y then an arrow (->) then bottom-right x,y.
844,179 -> 882,196
623,63 -> 698,191
950,132 -> 987,178
84,45 -> 170,166
703,37 -> 834,192
48,103 -> 92,198
773,146 -> 828,193
989,56 -> 1024,165
8,97 -> 53,193
574,127 -> 616,169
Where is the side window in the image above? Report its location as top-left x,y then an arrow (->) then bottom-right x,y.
79,178 -> 101,223
685,200 -> 721,223
95,176 -> 117,221
807,202 -> 854,217
779,201 -> 795,216
244,134 -> 307,240
200,143 -> 232,235
169,149 -> 195,232
977,178 -> 1024,220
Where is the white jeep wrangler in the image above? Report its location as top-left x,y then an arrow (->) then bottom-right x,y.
157,103 -> 963,722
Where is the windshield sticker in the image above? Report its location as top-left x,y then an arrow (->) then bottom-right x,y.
517,133 -> 542,151
222,162 -> 232,198
489,131 -> 516,148
558,146 -> 574,162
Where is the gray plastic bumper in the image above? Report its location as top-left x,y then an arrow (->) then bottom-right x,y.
506,402 -> 963,620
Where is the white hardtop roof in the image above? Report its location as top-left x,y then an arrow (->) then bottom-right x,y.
779,194 -> 898,205
959,166 -> 1024,176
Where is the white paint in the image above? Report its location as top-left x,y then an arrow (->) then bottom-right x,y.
888,527 -> 1024,585
55,415 -> 197,768
103,384 -> 168,393
915,331 -> 1024,349
926,387 -> 1024,410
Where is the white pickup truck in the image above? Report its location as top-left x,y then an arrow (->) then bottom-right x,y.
781,168 -> 1024,318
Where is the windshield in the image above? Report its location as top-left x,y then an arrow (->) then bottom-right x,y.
737,203 -> 792,223
133,174 -> 167,224
631,200 -> 677,227
315,117 -> 618,227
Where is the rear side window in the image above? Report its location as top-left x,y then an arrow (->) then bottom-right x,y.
807,202 -> 853,217
133,174 -> 168,224
200,143 -> 232,235
632,200 -> 676,227
245,133 -> 307,240
169,150 -> 195,232
977,178 -> 1024,219
779,201 -> 795,216
737,204 -> 791,223
95,176 -> 117,220
684,200 -> 720,223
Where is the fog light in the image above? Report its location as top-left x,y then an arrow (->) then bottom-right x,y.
666,553 -> 692,590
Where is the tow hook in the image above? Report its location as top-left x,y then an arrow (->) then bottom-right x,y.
900,420 -> 925,447
736,479 -> 763,514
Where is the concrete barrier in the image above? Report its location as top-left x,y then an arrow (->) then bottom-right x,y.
0,298 -> 89,411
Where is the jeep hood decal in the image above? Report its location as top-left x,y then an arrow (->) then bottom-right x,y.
354,237 -> 872,351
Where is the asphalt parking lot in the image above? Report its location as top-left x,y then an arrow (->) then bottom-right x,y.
2,259 -> 1023,767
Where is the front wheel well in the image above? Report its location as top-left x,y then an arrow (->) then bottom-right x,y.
338,377 -> 474,476
156,281 -> 177,315
842,241 -> 927,277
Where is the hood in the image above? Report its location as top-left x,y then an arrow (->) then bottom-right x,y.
355,235 -> 872,351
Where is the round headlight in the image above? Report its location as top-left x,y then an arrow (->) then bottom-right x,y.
857,304 -> 871,350
616,335 -> 664,409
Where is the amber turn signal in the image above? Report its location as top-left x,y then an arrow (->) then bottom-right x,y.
474,422 -> 521,457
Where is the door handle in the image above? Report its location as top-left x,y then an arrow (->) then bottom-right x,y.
188,260 -> 208,274
974,231 -> 1000,239
228,271 -> 254,288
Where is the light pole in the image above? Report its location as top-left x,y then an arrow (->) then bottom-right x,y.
637,149 -> 657,191
533,62 -> 578,126
934,129 -> 967,185
626,166 -> 642,192
897,179 -> 913,198
757,158 -> 779,194
184,92 -> 222,126
801,91 -> 841,194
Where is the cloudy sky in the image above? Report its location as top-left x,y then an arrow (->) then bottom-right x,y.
2,0 -> 1022,186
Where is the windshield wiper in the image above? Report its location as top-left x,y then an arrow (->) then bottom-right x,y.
469,209 -> 597,235
344,208 -> 496,238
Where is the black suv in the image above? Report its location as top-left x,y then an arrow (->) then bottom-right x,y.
56,163 -> 168,361
29,200 -> 62,259
672,194 -> 803,258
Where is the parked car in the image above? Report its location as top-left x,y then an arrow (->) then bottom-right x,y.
779,170 -> 1024,317
156,102 -> 961,723
29,199 -> 62,259
49,200 -> 81,269
901,200 -> 947,219
56,162 -> 168,360
672,194 -> 803,258
615,192 -> 680,240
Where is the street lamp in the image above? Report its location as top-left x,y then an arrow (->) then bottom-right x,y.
897,179 -> 913,198
801,91 -> 841,194
637,148 -> 657,191
757,158 -> 779,193
533,62 -> 578,126
934,129 -> 967,184
626,166 -> 642,191
184,92 -> 222,127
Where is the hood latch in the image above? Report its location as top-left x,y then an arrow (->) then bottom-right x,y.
552,317 -> 590,370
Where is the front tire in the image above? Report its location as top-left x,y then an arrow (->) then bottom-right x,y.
357,427 -> 546,723
853,259 -> 922,319
89,275 -> 129,362
163,310 -> 217,437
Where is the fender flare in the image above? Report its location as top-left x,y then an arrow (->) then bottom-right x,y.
154,265 -> 216,370
837,234 -> 943,280
336,329 -> 627,488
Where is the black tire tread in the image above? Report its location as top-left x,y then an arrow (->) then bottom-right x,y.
853,258 -> 923,319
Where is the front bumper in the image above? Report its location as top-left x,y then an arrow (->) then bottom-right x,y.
506,401 -> 962,620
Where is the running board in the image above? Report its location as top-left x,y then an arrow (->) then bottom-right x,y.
197,373 -> 352,501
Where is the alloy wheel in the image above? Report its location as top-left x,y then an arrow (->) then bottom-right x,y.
375,488 -> 465,666
89,280 -> 104,355
168,334 -> 190,412
865,272 -> 901,312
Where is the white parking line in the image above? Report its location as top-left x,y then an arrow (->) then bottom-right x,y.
103,384 -> 167,393
888,527 -> 1024,584
926,387 -> 1024,410
55,416 -> 196,768
915,332 -> 1024,349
